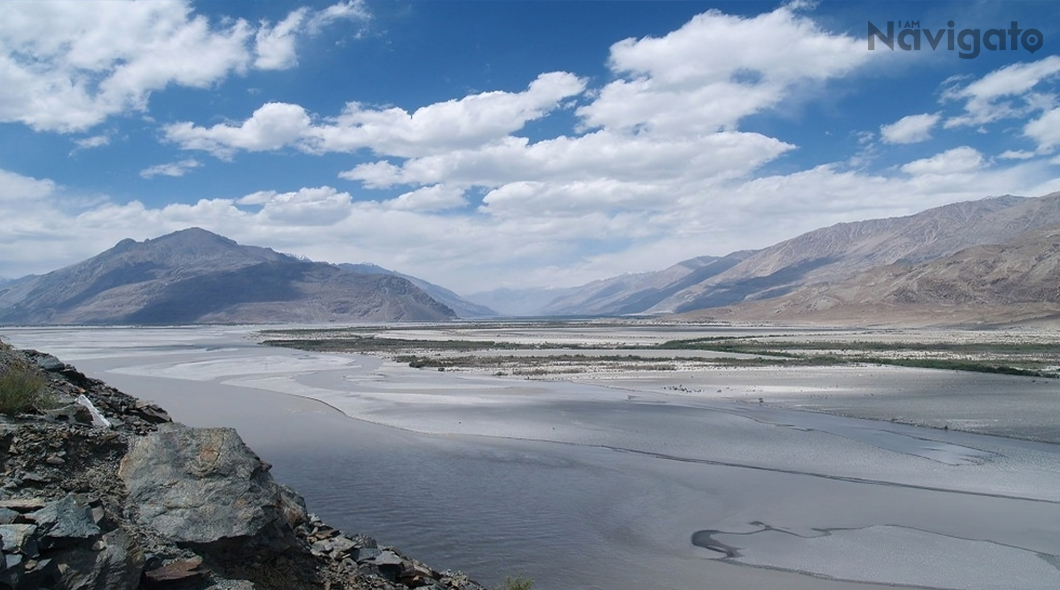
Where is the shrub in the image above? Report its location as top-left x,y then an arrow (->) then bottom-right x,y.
499,576 -> 534,590
0,365 -> 52,416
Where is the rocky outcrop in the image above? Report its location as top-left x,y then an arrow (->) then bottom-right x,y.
0,342 -> 489,590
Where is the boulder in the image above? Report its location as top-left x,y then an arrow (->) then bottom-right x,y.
118,423 -> 307,546
51,529 -> 144,590
29,495 -> 101,547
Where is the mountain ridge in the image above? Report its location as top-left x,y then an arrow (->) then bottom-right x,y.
0,228 -> 457,325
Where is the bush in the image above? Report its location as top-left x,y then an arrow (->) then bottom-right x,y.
498,576 -> 534,590
0,365 -> 52,416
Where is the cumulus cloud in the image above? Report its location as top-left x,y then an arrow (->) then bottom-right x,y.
164,102 -> 313,159
1024,107 -> 1060,154
0,1 -> 368,133
577,5 -> 870,134
385,185 -> 467,212
140,159 -> 202,179
901,146 -> 984,176
164,72 -> 586,158
236,186 -> 353,225
943,56 -> 1060,129
880,113 -> 939,144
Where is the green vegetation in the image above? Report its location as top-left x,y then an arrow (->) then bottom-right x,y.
0,365 -> 54,416
656,337 -> 1060,378
259,326 -> 1060,379
498,576 -> 534,590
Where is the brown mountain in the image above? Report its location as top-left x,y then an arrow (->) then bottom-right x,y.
0,228 -> 456,324
710,224 -> 1060,327
647,192 -> 1060,314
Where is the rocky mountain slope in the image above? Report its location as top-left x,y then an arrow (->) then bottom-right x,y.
340,264 -> 496,318
647,193 -> 1060,314
538,253 -> 754,316
0,229 -> 456,325
709,224 -> 1060,326
0,340 -> 488,590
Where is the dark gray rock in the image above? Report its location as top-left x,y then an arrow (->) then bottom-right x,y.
0,524 -> 37,555
118,423 -> 307,546
0,507 -> 18,525
35,355 -> 65,372
29,495 -> 101,545
51,529 -> 144,590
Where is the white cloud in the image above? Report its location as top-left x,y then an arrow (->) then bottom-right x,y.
880,113 -> 939,144
0,169 -> 56,202
1024,107 -> 1060,153
901,147 -> 984,176
140,159 -> 202,179
254,8 -> 309,70
165,72 -> 586,158
578,5 -> 870,134
341,130 -> 791,190
944,56 -> 1060,128
236,186 -> 353,225
0,1 -> 369,133
253,1 -> 369,70
73,135 -> 110,150
999,150 -> 1038,160
385,185 -> 467,212
164,102 -> 313,159
306,0 -> 370,34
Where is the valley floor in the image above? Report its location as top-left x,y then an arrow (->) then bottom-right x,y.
3,321 -> 1059,590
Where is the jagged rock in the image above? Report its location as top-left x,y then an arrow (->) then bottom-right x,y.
0,507 -> 18,524
119,423 -> 307,546
51,528 -> 144,590
29,495 -> 101,546
34,355 -> 65,372
131,400 -> 170,425
144,555 -> 205,583
0,499 -> 45,512
44,404 -> 95,426
0,524 -> 37,555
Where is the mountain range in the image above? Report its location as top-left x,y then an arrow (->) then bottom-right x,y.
0,228 -> 459,325
4,191 -> 1060,326
472,192 -> 1060,326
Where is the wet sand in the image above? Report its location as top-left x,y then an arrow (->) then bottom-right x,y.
3,325 -> 1059,590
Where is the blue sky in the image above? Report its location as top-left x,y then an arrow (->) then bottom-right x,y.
2,1 -> 1060,293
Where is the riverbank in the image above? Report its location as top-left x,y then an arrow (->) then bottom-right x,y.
0,338 -> 490,590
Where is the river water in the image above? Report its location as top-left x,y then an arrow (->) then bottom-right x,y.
4,325 -> 1060,590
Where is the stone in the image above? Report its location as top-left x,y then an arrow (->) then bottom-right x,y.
131,400 -> 171,424
51,529 -> 144,590
0,507 -> 18,525
144,556 -> 205,582
44,404 -> 94,426
29,495 -> 101,545
35,355 -> 64,372
0,524 -> 37,555
0,499 -> 45,512
119,423 -> 307,546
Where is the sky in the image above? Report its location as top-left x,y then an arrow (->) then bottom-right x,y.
2,0 -> 1060,294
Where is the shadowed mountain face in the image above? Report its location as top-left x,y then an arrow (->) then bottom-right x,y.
537,253 -> 755,316
717,224 -> 1060,326
492,192 -> 1060,319
644,194 -> 1060,313
0,228 -> 456,324
339,263 -> 497,318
